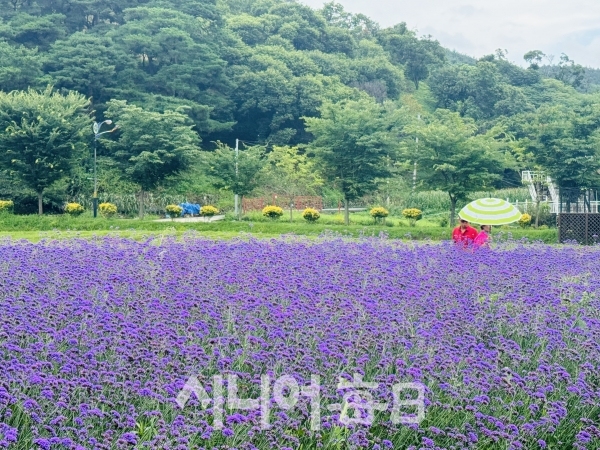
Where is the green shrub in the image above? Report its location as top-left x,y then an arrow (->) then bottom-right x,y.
0,200 -> 14,213
65,202 -> 84,216
99,202 -> 117,218
302,208 -> 320,223
262,205 -> 284,220
201,205 -> 219,217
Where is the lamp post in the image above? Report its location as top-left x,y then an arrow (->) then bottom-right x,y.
234,138 -> 239,218
92,120 -> 119,218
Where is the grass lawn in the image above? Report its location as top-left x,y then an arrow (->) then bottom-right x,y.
0,212 -> 559,243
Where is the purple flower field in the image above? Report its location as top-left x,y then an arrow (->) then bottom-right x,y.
1,235 -> 600,449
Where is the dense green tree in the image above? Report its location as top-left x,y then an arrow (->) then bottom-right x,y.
526,103 -> 600,188
104,99 -> 201,217
269,2 -> 326,51
259,145 -> 323,220
0,87 -> 91,214
0,40 -> 43,91
0,13 -> 66,49
319,1 -> 378,39
204,142 -> 265,215
44,33 -> 136,103
403,110 -> 507,223
148,0 -> 222,23
0,0 -> 599,215
524,50 -> 545,70
378,25 -> 445,89
428,61 -> 536,120
556,54 -> 585,89
226,13 -> 274,46
109,7 -> 230,105
304,98 -> 403,224
231,48 -> 362,144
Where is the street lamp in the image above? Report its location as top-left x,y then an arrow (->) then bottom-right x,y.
92,120 -> 119,218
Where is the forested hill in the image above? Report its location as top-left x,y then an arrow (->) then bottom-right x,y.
0,0 -> 597,148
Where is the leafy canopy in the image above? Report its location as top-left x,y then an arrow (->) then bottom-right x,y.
403,109 -> 508,222
104,99 -> 201,192
0,87 -> 91,212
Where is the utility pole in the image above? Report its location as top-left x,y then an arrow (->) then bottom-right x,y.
93,136 -> 98,217
412,137 -> 418,192
234,138 -> 239,218
386,154 -> 390,207
412,114 -> 421,192
92,120 -> 118,218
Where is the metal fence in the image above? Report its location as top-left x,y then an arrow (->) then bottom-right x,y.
558,213 -> 600,244
555,188 -> 600,213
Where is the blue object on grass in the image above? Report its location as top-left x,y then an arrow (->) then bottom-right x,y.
179,203 -> 200,216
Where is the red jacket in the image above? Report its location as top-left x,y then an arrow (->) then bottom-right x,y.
452,225 -> 478,246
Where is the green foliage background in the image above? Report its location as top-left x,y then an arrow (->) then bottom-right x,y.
0,0 -> 598,218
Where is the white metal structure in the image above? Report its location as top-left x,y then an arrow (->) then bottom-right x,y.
521,171 -> 600,213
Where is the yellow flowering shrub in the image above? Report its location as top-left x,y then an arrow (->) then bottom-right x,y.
201,205 -> 219,217
402,208 -> 423,226
518,213 -> 532,228
0,200 -> 14,213
370,206 -> 389,224
302,208 -> 320,222
165,204 -> 183,217
99,202 -> 117,218
262,205 -> 284,219
370,207 -> 389,219
65,202 -> 84,216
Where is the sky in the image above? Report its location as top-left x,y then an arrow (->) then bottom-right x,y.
300,0 -> 600,69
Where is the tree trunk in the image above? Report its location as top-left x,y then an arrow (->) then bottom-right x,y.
535,200 -> 540,228
138,190 -> 145,219
37,192 -> 43,215
344,197 -> 349,226
449,195 -> 457,226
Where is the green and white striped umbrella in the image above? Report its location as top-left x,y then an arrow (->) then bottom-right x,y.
458,198 -> 522,225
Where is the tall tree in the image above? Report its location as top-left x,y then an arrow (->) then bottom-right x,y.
204,141 -> 265,214
378,25 -> 445,89
304,98 -> 402,225
0,13 -> 67,50
44,33 -> 136,103
526,103 -> 600,188
104,99 -> 201,217
0,87 -> 91,214
555,53 -> 585,89
404,109 -> 507,224
259,145 -> 323,220
0,41 -> 43,91
524,50 -> 545,70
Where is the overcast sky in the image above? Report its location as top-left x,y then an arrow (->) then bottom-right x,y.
300,0 -> 600,68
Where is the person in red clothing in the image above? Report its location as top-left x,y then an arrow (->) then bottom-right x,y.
473,224 -> 491,249
452,218 -> 478,246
